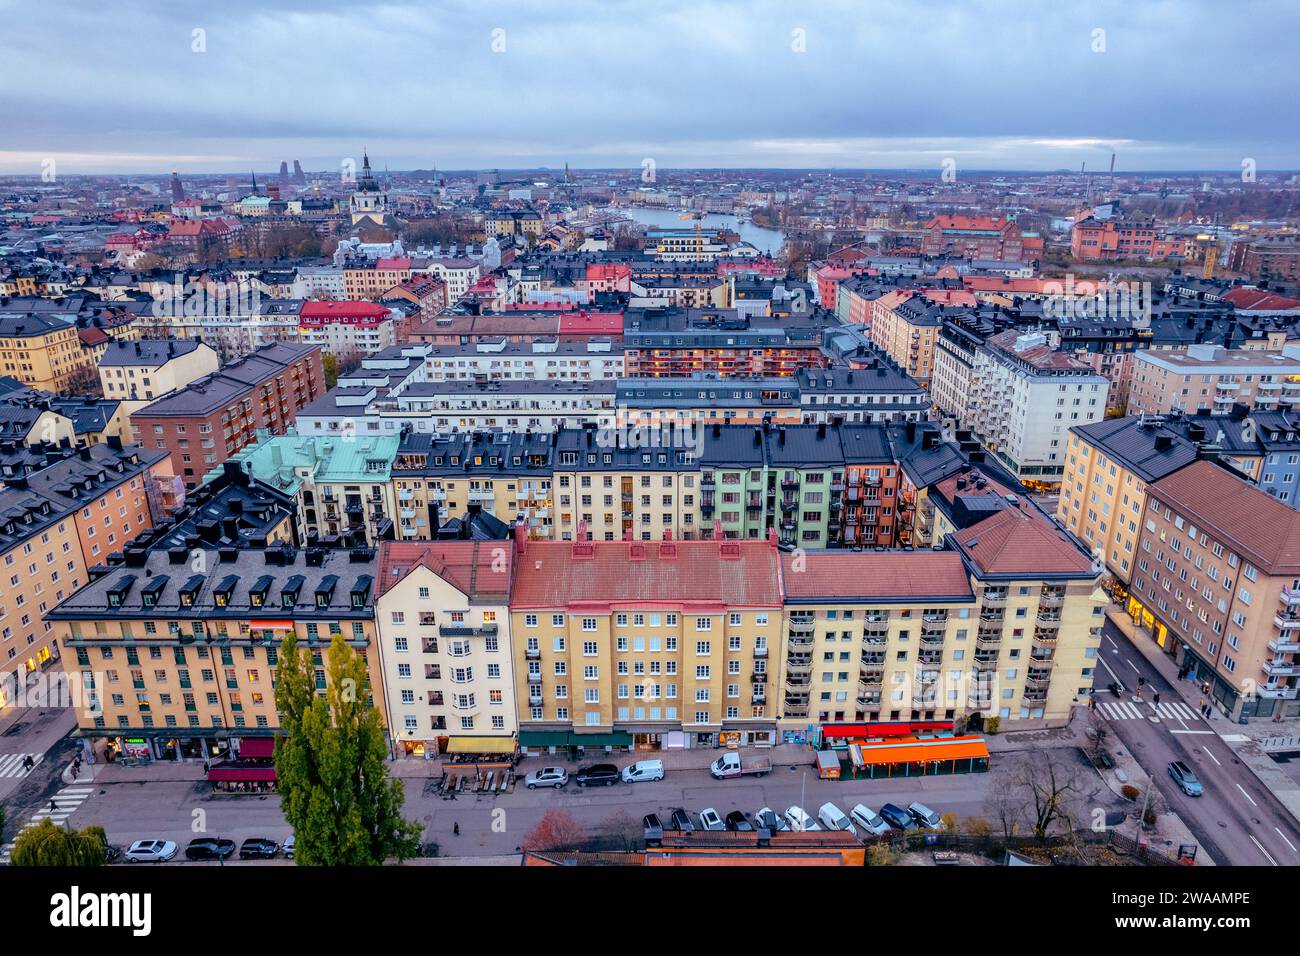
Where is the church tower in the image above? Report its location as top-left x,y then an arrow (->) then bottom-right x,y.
350,150 -> 389,226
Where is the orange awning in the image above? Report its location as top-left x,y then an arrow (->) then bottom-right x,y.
854,736 -> 989,767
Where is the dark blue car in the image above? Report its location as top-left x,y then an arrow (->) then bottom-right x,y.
879,803 -> 918,831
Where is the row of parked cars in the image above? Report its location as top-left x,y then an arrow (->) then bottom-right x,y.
644,800 -> 945,840
121,835 -> 295,863
524,759 -> 665,789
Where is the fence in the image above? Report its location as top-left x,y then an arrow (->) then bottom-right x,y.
875,828 -> 1182,866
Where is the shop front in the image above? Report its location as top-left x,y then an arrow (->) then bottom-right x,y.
1126,596 -> 1173,655
720,722 -> 776,749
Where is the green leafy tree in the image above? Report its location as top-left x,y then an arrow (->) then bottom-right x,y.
275,633 -> 421,865
11,819 -> 109,866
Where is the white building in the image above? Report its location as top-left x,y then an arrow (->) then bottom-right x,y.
375,539 -> 518,757
967,330 -> 1108,485
421,338 -> 624,382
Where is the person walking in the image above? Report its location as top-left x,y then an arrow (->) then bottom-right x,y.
453,822 -> 460,836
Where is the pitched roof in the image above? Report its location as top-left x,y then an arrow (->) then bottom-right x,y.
952,505 -> 1095,579
1148,459 -> 1300,573
781,551 -> 973,603
377,540 -> 512,602
1071,417 -> 1201,483
511,539 -> 781,609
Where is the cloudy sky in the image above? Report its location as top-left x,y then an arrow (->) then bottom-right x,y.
1,0 -> 1295,174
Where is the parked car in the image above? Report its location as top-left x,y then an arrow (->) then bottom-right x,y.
573,763 -> 620,787
124,839 -> 177,863
524,767 -> 569,789
669,808 -> 696,832
784,806 -> 821,831
1168,761 -> 1204,797
621,759 -> 665,783
698,807 -> 726,831
817,802 -> 857,836
282,835 -> 296,860
184,838 -> 235,861
849,804 -> 891,836
725,810 -> 755,832
907,802 -> 944,830
238,838 -> 279,860
755,807 -> 790,832
879,803 -> 917,831
643,813 -> 665,845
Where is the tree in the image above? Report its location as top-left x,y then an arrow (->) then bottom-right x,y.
323,353 -> 340,390
866,843 -> 898,866
1012,752 -> 1083,840
10,819 -> 108,866
983,769 -> 1029,840
522,810 -> 586,852
274,633 -> 421,865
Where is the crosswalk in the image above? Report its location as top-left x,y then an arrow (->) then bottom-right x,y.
1096,700 -> 1202,722
0,753 -> 41,779
0,784 -> 95,865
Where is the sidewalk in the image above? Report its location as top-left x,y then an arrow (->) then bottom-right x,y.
1106,607 -> 1300,825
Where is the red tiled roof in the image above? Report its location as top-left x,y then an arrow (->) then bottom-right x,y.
781,551 -> 973,602
1148,460 -> 1300,573
374,257 -> 412,271
77,327 -> 111,347
953,506 -> 1095,578
511,539 -> 781,610
300,300 -> 390,319
1222,287 -> 1300,312
557,311 -> 623,335
927,215 -> 1009,232
377,541 -> 512,602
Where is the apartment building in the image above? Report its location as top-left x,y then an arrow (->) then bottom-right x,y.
510,532 -> 783,750
298,300 -> 400,356
622,308 -> 827,378
796,364 -> 929,424
221,431 -> 399,547
420,339 -> 624,382
552,426 -> 698,542
97,338 -> 220,401
0,440 -> 173,701
1127,344 -> 1300,416
391,432 -> 554,541
616,376 -> 803,429
1071,213 -> 1185,262
1228,237 -> 1300,283
47,543 -> 384,762
779,551 -> 977,726
1126,460 -> 1300,720
375,540 -> 516,757
921,215 -> 1044,262
344,256 -> 412,300
0,312 -> 95,390
1060,418 -> 1201,585
129,342 -> 326,488
966,330 -> 1108,487
869,292 -> 944,385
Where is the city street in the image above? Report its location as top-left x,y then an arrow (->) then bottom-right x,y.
1091,617 -> 1300,866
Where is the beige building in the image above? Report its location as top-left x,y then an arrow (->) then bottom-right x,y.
0,313 -> 95,391
375,540 -> 517,757
1059,418 -> 1200,585
510,533 -> 783,750
97,338 -> 221,402
1127,343 -> 1300,416
1127,460 -> 1300,720
870,291 -> 941,386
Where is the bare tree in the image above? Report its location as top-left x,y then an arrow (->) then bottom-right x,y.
983,767 -> 1030,840
1013,752 -> 1084,840
522,809 -> 587,852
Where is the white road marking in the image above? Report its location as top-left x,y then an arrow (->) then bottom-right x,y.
1237,783 -> 1258,807
1249,834 -> 1278,866
1170,729 -> 1216,735
1125,659 -> 1141,674
1098,655 -> 1125,690
1276,828 -> 1298,854
0,753 -> 42,778
1201,747 -> 1221,767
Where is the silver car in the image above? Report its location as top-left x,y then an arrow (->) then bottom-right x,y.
524,766 -> 569,789
124,839 -> 178,863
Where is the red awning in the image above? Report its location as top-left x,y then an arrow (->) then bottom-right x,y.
239,738 -> 276,759
207,765 -> 277,783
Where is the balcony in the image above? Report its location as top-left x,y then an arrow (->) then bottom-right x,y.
786,657 -> 813,674
919,632 -> 945,646
1281,587 -> 1300,607
784,692 -> 810,708
862,633 -> 888,647
750,673 -> 768,684
912,695 -> 938,707
976,630 -> 1002,647
1033,628 -> 1059,645
785,673 -> 810,689
700,476 -> 716,489
754,645 -> 768,658
439,623 -> 498,638
525,646 -> 541,660
781,477 -> 799,491
974,652 -> 998,665
966,696 -> 992,710
1022,689 -> 1049,703
1258,685 -> 1300,700
983,589 -> 1008,606
857,695 -> 881,708
1039,588 -> 1066,607
1263,660 -> 1300,677
1275,614 -> 1300,631
780,497 -> 797,512
918,652 -> 943,665
1269,638 -> 1300,654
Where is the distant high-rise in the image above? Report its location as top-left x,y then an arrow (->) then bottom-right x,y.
292,160 -> 305,184
170,170 -> 185,203
279,160 -> 289,183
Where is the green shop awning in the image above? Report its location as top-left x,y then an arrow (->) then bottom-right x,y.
570,732 -> 634,747
519,731 -> 572,747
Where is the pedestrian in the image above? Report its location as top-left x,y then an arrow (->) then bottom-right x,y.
49,798 -> 56,812
453,822 -> 460,836
1153,692 -> 1161,706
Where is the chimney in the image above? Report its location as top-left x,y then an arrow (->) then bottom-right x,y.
514,516 -> 528,555
1153,433 -> 1173,451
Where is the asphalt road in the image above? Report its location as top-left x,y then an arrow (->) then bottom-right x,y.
1092,618 -> 1300,867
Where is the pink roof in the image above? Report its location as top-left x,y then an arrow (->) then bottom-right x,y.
300,300 -> 389,319
374,257 -> 412,271
558,311 -> 623,335
511,539 -> 781,610
378,541 -> 512,602
781,551 -> 973,601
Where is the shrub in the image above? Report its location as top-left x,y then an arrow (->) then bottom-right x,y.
866,843 -> 898,866
964,816 -> 994,838
1120,784 -> 1140,801
985,716 -> 1001,735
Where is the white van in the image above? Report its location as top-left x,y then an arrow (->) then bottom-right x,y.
621,759 -> 665,783
817,802 -> 857,836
